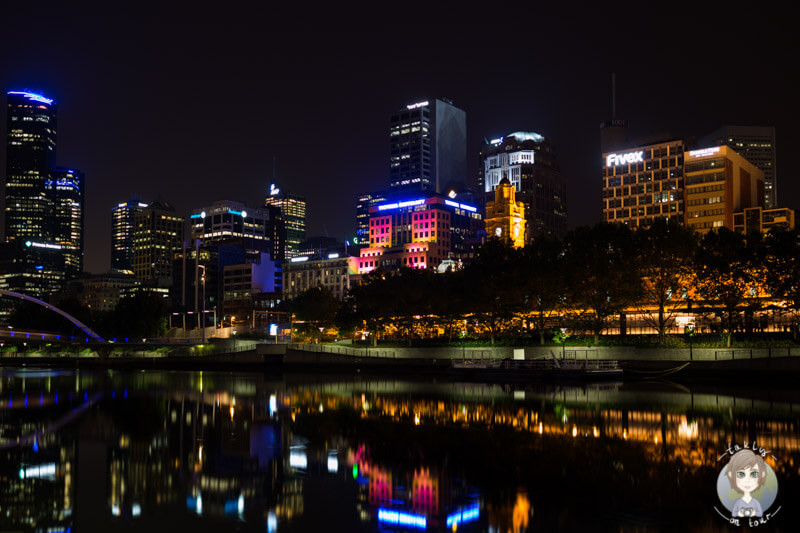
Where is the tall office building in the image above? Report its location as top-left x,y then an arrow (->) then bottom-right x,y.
697,126 -> 777,208
355,191 -> 387,244
479,132 -> 568,238
189,199 -> 283,260
602,138 -> 685,227
111,197 -> 149,272
48,167 -> 84,278
264,182 -> 305,259
4,91 -> 57,243
684,146 -> 764,233
389,98 -> 466,193
132,200 -> 184,285
3,90 -> 84,297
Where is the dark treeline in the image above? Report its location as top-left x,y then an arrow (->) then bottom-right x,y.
9,292 -> 169,340
292,221 -> 800,347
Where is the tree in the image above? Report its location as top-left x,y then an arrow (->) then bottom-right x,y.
289,286 -> 339,343
635,220 -> 698,341
461,238 -> 524,345
8,296 -> 96,337
108,292 -> 169,339
763,227 -> 800,339
519,234 -> 564,345
693,228 -> 763,347
562,223 -> 643,344
348,269 -> 393,346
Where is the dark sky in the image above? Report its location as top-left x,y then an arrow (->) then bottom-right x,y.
1,4 -> 797,274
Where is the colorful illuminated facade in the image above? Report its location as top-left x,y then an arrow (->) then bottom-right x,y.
479,132 -> 567,238
264,183 -> 304,259
684,146 -> 763,233
358,194 -> 482,274
484,178 -> 526,247
389,98 -> 466,193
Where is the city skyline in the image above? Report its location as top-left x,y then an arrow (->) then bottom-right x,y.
1,5 -> 796,274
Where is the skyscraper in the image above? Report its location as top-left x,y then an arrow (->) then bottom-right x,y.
264,183 -> 305,259
3,90 -> 84,297
132,200 -> 184,285
48,167 -> 84,278
4,91 -> 57,243
479,132 -> 568,238
355,191 -> 387,244
684,146 -> 764,233
697,126 -> 777,208
601,138 -> 685,228
189,199 -> 283,261
111,197 -> 149,272
389,98 -> 466,193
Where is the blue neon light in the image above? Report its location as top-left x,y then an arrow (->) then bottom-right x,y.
446,504 -> 480,528
444,199 -> 477,213
377,508 -> 427,529
8,91 -> 54,105
227,209 -> 243,216
377,198 -> 426,211
223,499 -> 238,515
190,213 -> 203,219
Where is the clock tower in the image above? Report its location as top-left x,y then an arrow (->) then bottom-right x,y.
484,178 -> 526,248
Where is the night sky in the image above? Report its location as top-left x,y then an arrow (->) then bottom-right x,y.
1,4 -> 797,274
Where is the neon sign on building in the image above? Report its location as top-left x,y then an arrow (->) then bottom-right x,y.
605,151 -> 644,167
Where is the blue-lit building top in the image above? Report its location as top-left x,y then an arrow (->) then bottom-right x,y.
479,131 -> 567,238
190,200 -> 283,261
48,167 -> 84,278
4,90 -> 58,244
3,90 -> 84,297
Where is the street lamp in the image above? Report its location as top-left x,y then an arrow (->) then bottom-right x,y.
198,264 -> 207,344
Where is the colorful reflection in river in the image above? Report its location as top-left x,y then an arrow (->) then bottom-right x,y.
1,369 -> 800,531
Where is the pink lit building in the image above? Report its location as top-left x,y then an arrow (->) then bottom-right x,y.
358,194 -> 483,274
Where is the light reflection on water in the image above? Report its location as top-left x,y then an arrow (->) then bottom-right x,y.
0,369 -> 799,532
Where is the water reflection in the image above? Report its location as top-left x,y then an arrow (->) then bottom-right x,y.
1,369 -> 799,531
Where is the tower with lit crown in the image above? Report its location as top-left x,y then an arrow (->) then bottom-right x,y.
484,178 -> 526,248
2,90 -> 84,297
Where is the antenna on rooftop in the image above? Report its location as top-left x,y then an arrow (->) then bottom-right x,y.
612,73 -> 616,119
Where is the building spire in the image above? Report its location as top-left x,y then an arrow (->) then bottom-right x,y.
612,73 -> 616,119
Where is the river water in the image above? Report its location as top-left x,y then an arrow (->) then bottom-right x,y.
1,368 -> 798,532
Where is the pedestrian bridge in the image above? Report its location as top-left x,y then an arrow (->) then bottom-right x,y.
0,290 -> 104,342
